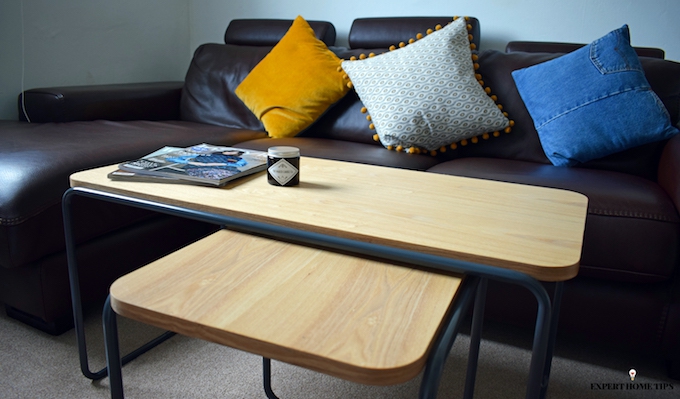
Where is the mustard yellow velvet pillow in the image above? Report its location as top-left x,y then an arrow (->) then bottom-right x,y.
235,16 -> 350,138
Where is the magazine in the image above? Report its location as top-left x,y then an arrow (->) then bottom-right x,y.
107,168 -> 220,186
116,144 -> 268,187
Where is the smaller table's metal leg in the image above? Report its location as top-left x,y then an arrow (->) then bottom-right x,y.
419,276 -> 480,399
103,295 -> 124,399
463,277 -> 488,399
539,281 -> 564,399
524,288 -> 552,399
263,357 -> 281,399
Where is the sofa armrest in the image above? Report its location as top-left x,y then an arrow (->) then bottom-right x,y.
18,81 -> 184,123
659,134 -> 680,212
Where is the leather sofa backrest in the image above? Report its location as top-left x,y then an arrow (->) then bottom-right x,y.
180,43 -> 269,130
348,17 -> 480,49
182,19 -> 337,129
224,19 -> 336,46
302,46 -> 389,146
506,40 -> 665,59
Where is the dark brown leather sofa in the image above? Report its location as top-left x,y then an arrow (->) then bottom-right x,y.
1,17 -> 679,379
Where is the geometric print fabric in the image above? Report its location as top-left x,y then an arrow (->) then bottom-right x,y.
341,17 -> 509,152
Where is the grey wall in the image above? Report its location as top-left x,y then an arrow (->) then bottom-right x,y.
1,0 -> 678,120
0,0 -> 190,120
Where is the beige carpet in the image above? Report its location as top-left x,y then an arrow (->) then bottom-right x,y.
0,302 -> 677,398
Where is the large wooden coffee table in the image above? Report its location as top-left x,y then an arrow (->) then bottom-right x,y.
65,157 -> 588,399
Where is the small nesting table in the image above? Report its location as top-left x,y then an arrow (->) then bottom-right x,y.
106,228 -> 471,398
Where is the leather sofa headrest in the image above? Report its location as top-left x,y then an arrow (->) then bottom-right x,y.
348,17 -> 480,49
224,19 -> 336,46
505,41 -> 665,59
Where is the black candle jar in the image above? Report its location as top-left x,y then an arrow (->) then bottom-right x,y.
267,146 -> 300,186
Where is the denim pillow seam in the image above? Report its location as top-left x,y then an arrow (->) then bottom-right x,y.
535,86 -> 646,129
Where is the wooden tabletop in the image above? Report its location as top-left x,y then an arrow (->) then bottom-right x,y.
110,229 -> 463,385
71,157 -> 588,281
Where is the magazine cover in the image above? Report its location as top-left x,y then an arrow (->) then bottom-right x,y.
117,144 -> 268,186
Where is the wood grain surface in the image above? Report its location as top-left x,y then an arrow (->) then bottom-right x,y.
72,157 -> 588,281
110,229 -> 462,385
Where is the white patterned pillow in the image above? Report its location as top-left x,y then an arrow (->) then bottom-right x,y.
341,17 -> 510,155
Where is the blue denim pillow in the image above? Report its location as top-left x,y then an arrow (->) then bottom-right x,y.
512,25 -> 679,166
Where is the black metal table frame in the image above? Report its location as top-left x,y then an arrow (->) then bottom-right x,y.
63,186 -> 565,399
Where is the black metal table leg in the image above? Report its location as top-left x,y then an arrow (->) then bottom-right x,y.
263,357 -> 281,399
420,276 -> 480,399
63,189 -> 176,380
539,281 -> 565,399
523,285 -> 553,399
463,277 -> 488,399
103,295 -> 124,399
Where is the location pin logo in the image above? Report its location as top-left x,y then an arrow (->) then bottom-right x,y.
629,369 -> 636,381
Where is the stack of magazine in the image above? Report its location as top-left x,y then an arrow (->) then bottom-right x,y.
109,144 -> 268,187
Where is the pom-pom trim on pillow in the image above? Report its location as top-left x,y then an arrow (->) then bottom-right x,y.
343,16 -> 513,156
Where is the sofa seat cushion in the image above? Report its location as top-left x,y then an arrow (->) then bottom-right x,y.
427,157 -> 680,282
236,137 -> 443,171
0,120 -> 266,268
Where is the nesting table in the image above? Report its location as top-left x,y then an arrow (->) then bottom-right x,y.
64,157 -> 588,399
